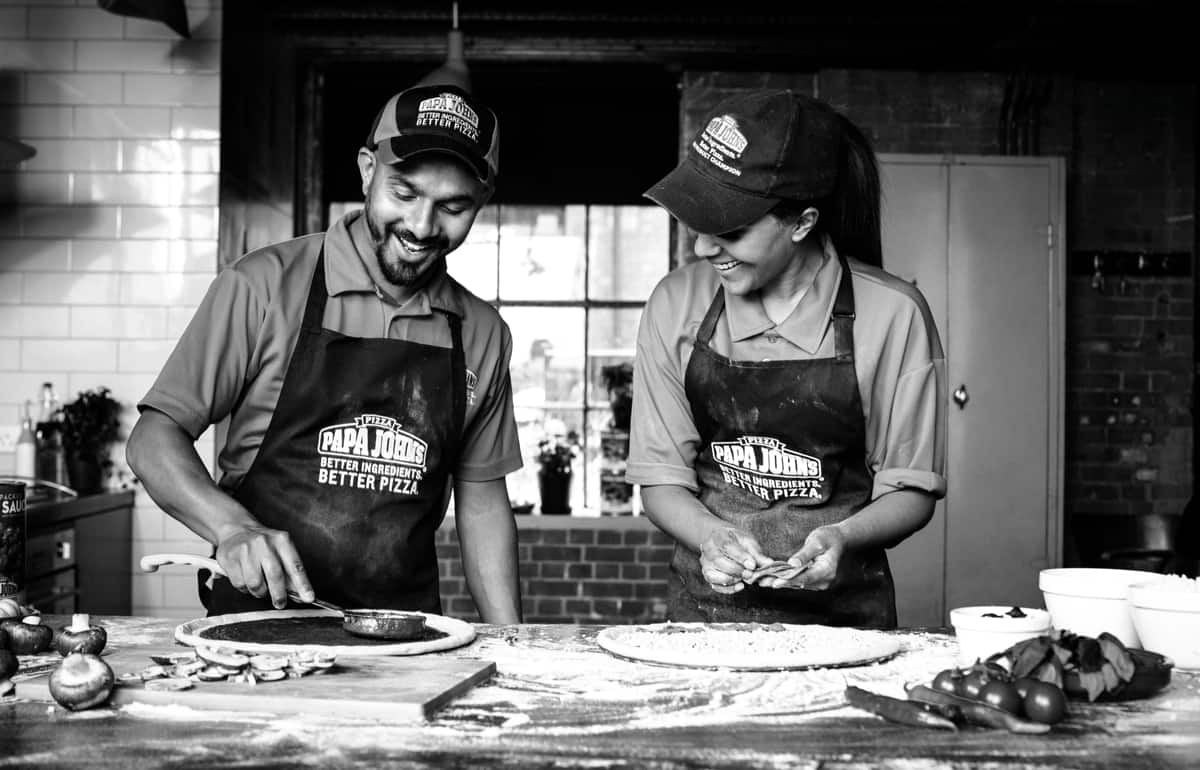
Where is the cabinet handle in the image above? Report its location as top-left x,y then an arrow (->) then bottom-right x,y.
953,384 -> 970,409
57,540 -> 72,560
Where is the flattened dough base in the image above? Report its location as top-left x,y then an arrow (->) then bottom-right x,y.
176,609 -> 477,657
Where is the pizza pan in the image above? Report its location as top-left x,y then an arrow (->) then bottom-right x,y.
139,552 -> 428,641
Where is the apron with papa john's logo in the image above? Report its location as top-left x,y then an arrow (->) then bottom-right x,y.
203,245 -> 465,615
672,256 -> 895,627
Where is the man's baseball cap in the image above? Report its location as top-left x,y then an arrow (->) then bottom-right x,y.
366,84 -> 499,184
644,90 -> 841,235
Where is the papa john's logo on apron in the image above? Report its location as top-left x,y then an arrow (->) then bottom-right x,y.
710,436 -> 825,502
316,414 -> 429,496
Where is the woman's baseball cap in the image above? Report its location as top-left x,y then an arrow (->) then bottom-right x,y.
644,90 -> 841,235
366,84 -> 499,184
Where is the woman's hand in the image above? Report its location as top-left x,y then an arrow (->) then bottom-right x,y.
700,527 -> 770,594
757,525 -> 846,591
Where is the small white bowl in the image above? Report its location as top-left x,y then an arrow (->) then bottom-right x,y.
1129,575 -> 1200,670
1039,567 -> 1160,647
949,606 -> 1052,667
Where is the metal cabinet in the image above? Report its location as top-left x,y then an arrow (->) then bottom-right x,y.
879,155 -> 1066,627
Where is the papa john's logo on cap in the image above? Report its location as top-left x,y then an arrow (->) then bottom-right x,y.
693,114 -> 749,178
417,92 -> 481,142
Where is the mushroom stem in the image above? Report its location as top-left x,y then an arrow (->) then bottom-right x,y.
69,613 -> 91,633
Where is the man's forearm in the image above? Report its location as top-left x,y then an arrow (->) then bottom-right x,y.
455,478 -> 522,623
126,409 -> 258,546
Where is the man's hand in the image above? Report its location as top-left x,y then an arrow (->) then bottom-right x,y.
215,525 -> 313,609
756,525 -> 847,591
700,527 -> 771,594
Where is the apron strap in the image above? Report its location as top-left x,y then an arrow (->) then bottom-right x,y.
695,287 -> 726,346
831,256 -> 856,363
300,244 -> 331,334
439,309 -> 468,441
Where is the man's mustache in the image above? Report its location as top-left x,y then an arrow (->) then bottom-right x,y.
387,228 -> 448,252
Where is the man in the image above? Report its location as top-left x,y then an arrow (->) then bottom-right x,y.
127,84 -> 523,623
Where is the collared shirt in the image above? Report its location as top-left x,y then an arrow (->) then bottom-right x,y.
626,240 -> 947,501
139,210 -> 523,489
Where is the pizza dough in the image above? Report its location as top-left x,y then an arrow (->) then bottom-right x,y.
175,609 -> 477,657
746,561 -> 806,582
596,622 -> 901,670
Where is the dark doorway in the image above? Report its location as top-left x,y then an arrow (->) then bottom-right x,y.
320,62 -> 680,215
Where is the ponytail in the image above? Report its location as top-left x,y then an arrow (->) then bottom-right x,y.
828,114 -> 882,267
771,111 -> 883,267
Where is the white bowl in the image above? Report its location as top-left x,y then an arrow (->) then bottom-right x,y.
1039,567 -> 1160,647
949,606 -> 1052,667
1129,575 -> 1200,670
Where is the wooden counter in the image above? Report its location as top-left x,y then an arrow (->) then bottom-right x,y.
2,616 -> 1198,769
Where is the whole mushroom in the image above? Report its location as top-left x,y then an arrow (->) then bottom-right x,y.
0,597 -> 22,619
53,614 -> 107,656
2,615 -> 53,655
48,652 -> 115,711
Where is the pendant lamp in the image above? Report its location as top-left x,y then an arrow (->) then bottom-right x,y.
413,2 -> 472,91
0,137 -> 36,169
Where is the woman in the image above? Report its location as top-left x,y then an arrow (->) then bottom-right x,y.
627,89 -> 946,628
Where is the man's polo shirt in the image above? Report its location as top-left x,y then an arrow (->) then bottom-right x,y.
139,210 -> 523,490
626,240 -> 947,502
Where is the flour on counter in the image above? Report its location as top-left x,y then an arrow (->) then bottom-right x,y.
428,630 -> 961,735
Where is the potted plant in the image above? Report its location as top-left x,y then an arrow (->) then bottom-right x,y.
536,430 -> 579,515
599,362 -> 634,515
59,387 -> 123,495
600,362 -> 633,432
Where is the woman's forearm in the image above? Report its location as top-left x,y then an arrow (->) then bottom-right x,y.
640,484 -> 732,553
833,488 -> 936,551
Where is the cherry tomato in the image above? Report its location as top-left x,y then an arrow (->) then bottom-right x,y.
1022,681 -> 1068,724
932,669 -> 961,694
957,670 -> 990,700
979,680 -> 1023,715
1013,676 -> 1037,700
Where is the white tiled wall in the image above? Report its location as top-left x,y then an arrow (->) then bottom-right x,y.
0,0 -> 223,619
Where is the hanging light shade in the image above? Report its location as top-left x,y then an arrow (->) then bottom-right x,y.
414,3 -> 471,91
0,137 -> 36,169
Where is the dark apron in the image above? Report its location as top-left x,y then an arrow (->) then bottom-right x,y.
202,245 -> 466,616
672,256 -> 896,628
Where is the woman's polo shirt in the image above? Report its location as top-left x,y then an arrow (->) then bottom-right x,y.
627,241 -> 947,502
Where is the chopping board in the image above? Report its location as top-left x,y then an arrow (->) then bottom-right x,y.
17,643 -> 496,722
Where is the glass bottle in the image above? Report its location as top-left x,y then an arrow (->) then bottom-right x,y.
15,402 -> 36,480
35,383 -> 67,487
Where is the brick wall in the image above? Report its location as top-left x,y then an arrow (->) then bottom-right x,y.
0,0 -> 221,619
437,520 -> 673,624
1066,274 -> 1193,516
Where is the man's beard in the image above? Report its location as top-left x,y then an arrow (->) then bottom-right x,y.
365,205 -> 448,287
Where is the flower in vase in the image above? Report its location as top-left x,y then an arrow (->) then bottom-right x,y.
537,430 -> 580,475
